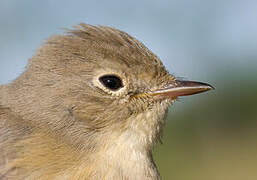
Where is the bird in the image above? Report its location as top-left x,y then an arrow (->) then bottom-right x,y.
0,23 -> 213,180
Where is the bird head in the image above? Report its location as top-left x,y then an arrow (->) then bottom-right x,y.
16,24 -> 212,150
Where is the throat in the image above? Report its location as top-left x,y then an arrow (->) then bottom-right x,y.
90,105 -> 169,179
91,130 -> 161,180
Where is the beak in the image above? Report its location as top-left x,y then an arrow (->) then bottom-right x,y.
149,80 -> 214,98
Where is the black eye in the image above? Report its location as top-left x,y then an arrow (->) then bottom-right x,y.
99,75 -> 123,91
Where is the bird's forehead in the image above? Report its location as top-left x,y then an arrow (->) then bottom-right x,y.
68,24 -> 164,67
88,46 -> 172,88
42,24 -> 174,88
67,24 -> 172,82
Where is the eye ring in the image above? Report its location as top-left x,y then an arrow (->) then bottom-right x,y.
99,74 -> 124,91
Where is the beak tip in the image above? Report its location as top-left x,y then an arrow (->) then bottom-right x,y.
202,82 -> 215,91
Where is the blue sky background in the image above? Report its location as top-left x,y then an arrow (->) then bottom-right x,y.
1,0 -> 257,85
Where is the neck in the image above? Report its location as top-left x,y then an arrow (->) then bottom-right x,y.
93,129 -> 161,180
1,84 -> 166,180
81,107 -> 167,180
6,129 -> 160,180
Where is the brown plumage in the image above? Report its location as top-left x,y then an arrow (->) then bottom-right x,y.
0,23 -> 212,180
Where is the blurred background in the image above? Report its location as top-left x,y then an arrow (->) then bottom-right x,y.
0,0 -> 256,179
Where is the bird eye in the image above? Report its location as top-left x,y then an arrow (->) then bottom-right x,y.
99,75 -> 123,91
